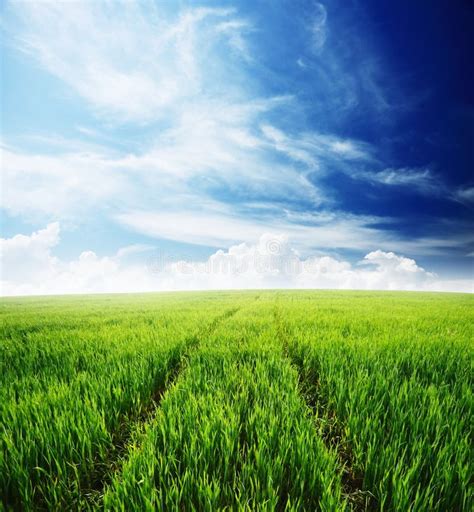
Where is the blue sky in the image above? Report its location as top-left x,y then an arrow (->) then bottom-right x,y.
1,0 -> 473,294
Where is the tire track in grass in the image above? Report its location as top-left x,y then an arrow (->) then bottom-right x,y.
103,298 -> 344,511
81,305 -> 242,509
273,300 -> 375,511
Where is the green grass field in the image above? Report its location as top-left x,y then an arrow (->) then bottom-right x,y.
1,291 -> 472,511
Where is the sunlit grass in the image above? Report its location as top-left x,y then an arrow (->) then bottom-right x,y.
1,291 -> 472,511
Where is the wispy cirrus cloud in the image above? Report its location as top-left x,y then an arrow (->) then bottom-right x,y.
354,167 -> 443,195
353,169 -> 474,208
1,145 -> 127,219
454,186 -> 474,205
260,124 -> 372,169
116,208 -> 473,257
1,96 -> 324,221
5,1 -> 249,123
309,2 -> 328,53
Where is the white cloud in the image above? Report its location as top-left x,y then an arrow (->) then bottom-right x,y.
115,244 -> 154,259
116,209 -> 395,252
298,1 -> 414,117
260,124 -> 371,169
116,208 -> 474,257
309,2 -> 328,53
1,145 -> 131,219
352,168 -> 474,211
0,223 -> 153,296
296,57 -> 307,69
2,224 -> 471,296
454,186 -> 474,204
0,222 -> 60,283
356,167 -> 442,195
6,2 -> 248,123
117,210 -> 267,248
1,96 -> 324,221
214,19 -> 254,61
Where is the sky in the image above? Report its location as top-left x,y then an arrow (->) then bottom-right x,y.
1,0 -> 473,295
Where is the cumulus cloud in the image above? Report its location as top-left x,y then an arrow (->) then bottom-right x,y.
0,224 -> 154,296
0,223 -> 60,283
1,224 -> 471,296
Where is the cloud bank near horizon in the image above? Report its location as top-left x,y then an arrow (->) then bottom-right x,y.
1,224 -> 471,296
